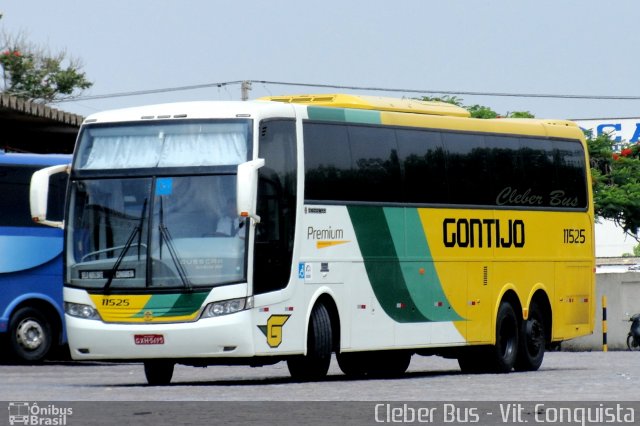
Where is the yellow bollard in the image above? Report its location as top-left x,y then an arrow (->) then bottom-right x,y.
602,295 -> 608,352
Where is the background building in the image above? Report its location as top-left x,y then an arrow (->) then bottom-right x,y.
0,94 -> 82,154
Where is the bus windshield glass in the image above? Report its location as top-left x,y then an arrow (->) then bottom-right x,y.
66,120 -> 252,290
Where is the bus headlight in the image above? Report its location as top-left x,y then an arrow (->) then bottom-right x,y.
202,297 -> 253,318
65,302 -> 101,320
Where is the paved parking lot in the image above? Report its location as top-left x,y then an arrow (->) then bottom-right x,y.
1,352 -> 638,425
0,351 -> 637,401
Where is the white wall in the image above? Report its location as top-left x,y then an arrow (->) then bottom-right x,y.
563,272 -> 640,351
595,219 -> 637,258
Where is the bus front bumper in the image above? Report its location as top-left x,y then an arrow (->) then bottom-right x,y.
65,310 -> 255,360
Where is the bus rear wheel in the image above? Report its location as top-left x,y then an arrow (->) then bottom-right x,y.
515,302 -> 546,371
287,303 -> 332,381
336,352 -> 368,377
8,307 -> 53,363
144,361 -> 175,386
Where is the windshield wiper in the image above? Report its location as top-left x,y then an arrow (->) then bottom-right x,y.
158,197 -> 193,292
103,199 -> 147,292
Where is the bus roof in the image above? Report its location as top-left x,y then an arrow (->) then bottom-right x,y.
261,94 -> 471,118
77,96 -> 584,141
0,152 -> 72,166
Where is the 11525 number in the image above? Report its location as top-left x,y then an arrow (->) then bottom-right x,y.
563,228 -> 586,244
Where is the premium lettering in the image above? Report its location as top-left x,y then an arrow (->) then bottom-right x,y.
307,226 -> 344,240
443,218 -> 525,248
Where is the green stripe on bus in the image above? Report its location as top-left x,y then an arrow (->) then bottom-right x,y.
347,205 -> 429,323
383,208 -> 463,322
133,292 -> 208,318
307,106 -> 381,124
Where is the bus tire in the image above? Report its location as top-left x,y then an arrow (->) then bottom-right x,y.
287,303 -> 332,381
8,307 -> 53,363
367,351 -> 412,378
515,302 -> 545,371
457,349 -> 486,373
338,351 -> 411,378
628,334 -> 640,351
337,352 -> 368,377
489,302 -> 519,373
144,361 -> 175,386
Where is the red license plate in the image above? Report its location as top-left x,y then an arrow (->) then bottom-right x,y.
134,334 -> 165,345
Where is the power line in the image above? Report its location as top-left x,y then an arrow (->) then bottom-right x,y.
56,79 -> 640,103
257,80 -> 640,100
55,80 -> 245,102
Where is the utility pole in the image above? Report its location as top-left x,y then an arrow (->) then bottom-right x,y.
241,80 -> 252,101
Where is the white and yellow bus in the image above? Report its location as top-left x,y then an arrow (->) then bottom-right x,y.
30,94 -> 594,384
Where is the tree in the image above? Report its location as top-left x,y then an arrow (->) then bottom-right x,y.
0,17 -> 92,102
588,133 -> 640,238
622,243 -> 640,257
420,96 -> 533,119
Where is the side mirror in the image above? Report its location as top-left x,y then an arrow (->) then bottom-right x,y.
236,158 -> 265,223
30,164 -> 70,229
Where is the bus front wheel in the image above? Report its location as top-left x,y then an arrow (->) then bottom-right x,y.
490,302 -> 519,373
287,303 -> 332,381
8,307 -> 53,363
459,302 -> 519,374
144,361 -> 175,386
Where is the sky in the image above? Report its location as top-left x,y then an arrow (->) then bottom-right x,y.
1,0 -> 640,120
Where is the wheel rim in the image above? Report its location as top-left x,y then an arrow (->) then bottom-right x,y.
16,319 -> 45,351
526,317 -> 544,355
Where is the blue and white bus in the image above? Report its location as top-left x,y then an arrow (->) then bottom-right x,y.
0,152 -> 70,362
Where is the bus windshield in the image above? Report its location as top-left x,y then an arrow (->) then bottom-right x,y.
66,120 -> 252,290
74,120 -> 250,169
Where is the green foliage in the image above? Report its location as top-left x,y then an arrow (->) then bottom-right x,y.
420,96 -> 533,119
421,95 -> 464,106
588,133 -> 640,237
621,244 -> 640,257
0,48 -> 92,102
466,104 -> 499,119
508,111 -> 535,118
1,16 -> 92,102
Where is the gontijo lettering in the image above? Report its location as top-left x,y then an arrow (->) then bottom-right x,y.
443,218 -> 525,248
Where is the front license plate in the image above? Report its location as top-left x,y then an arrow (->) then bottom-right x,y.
134,334 -> 165,345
